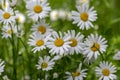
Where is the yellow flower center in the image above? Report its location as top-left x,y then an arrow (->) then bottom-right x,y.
41,62 -> 48,68
7,29 -> 13,34
36,40 -> 44,46
3,12 -> 11,19
34,5 -> 42,13
54,39 -> 64,47
80,12 -> 88,22
72,72 -> 80,77
38,26 -> 46,34
70,38 -> 77,47
102,68 -> 110,76
91,42 -> 100,52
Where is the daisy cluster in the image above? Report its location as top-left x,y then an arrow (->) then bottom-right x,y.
25,0 -> 118,80
0,0 -> 119,80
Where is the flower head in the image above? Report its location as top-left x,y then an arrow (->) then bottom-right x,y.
72,3 -> 97,30
95,61 -> 117,80
113,51 -> 120,60
64,30 -> 84,55
26,0 -> 51,21
36,56 -> 55,71
83,34 -> 107,60
2,24 -> 17,38
46,31 -> 71,55
28,32 -> 50,53
65,63 -> 87,80
0,6 -> 17,25
31,20 -> 53,36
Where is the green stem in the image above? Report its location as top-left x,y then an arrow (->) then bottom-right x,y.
98,50 -> 105,61
19,38 -> 32,80
10,25 -> 17,80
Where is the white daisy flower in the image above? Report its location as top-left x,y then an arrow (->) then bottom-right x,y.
2,75 -> 10,80
53,72 -> 59,79
46,31 -> 71,55
65,63 -> 87,80
16,12 -> 26,24
2,24 -> 17,38
76,0 -> 89,6
50,10 -> 59,21
58,10 -> 67,20
1,0 -> 9,9
113,51 -> 120,60
83,34 -> 107,60
36,56 -> 55,71
72,3 -> 97,30
31,20 -> 53,36
0,59 -> 5,75
95,61 -> 117,80
28,32 -> 50,53
64,30 -> 84,55
66,12 -> 72,21
0,6 -> 17,25
26,0 -> 51,21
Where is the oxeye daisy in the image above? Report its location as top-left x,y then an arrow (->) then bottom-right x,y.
0,59 -> 5,75
31,20 -> 53,36
113,51 -> 120,60
28,32 -> 50,53
26,0 -> 51,21
46,31 -> 71,55
0,6 -> 17,25
83,34 -> 107,60
2,24 -> 17,38
72,3 -> 97,30
36,56 -> 55,71
64,30 -> 84,55
65,63 -> 87,80
95,61 -> 117,80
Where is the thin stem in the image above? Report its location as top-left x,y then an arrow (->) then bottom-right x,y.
19,38 -> 32,80
10,24 -> 17,80
98,50 -> 105,61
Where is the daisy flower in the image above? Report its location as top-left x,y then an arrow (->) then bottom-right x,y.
50,10 -> 59,21
72,3 -> 97,30
26,0 -> 51,21
2,24 -> 17,38
46,31 -> 71,55
113,51 -> 120,60
16,12 -> 26,24
64,30 -> 84,55
83,34 -> 107,60
0,6 -> 17,25
0,59 -> 5,75
31,20 -> 53,36
65,63 -> 87,80
36,56 -> 55,71
95,61 -> 117,80
28,32 -> 50,53
76,0 -> 89,6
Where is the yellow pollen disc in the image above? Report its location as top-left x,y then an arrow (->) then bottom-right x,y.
38,26 -> 46,34
41,62 -> 48,68
36,40 -> 44,46
102,68 -> 110,76
70,38 -> 77,47
54,39 -> 64,47
34,5 -> 42,13
7,29 -> 13,34
91,42 -> 100,52
80,12 -> 88,22
72,72 -> 80,77
3,12 -> 11,19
